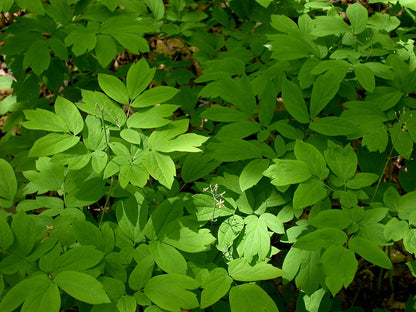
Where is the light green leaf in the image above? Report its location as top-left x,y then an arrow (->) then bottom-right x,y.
127,105 -> 178,129
293,179 -> 328,209
259,213 -> 285,234
281,79 -> 309,124
150,241 -> 187,274
55,97 -> 84,135
348,237 -> 392,269
56,246 -> 104,272
354,64 -> 375,92
132,86 -> 179,108
229,284 -> 278,312
54,271 -> 111,304
160,217 -> 216,253
294,140 -> 329,180
129,248 -> 154,290
294,228 -> 347,250
228,258 -> 283,281
243,215 -> 270,261
282,247 -> 309,281
200,268 -> 233,309
113,33 -> 150,54
321,246 -> 358,296
264,159 -> 312,186
0,159 -> 17,205
144,274 -> 199,312
189,194 -> 234,222
311,16 -> 350,36
239,159 -> 270,192
267,34 -> 312,60
126,59 -> 156,100
22,109 -> 68,132
29,133 -> 80,157
347,3 -> 368,34
324,141 -> 357,182
346,173 -> 379,189
149,133 -> 208,153
398,191 -> 416,220
98,74 -> 129,105
91,150 -> 108,173
143,151 -> 175,189
256,0 -> 272,8
79,90 -> 126,127
217,215 -> 245,250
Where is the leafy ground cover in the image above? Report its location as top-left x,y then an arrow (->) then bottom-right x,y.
1,0 -> 416,311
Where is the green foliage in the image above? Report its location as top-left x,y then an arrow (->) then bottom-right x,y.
1,0 -> 416,311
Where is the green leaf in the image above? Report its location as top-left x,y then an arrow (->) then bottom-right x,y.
311,16 -> 350,36
281,79 -> 309,124
324,141 -> 357,182
243,215 -> 270,261
228,258 -> 283,281
259,213 -> 285,234
282,247 -> 309,281
398,191 -> 416,220
348,237 -> 392,269
403,229 -> 416,254
294,140 -> 329,180
55,97 -> 84,135
346,173 -> 379,189
65,27 -> 96,56
144,274 -> 199,311
150,241 -> 187,274
129,245 -> 154,291
310,209 -> 351,230
98,74 -> 129,105
239,159 -> 270,192
29,133 -> 80,157
149,132 -> 208,153
229,284 -> 278,312
79,90 -> 127,127
117,295 -> 137,312
310,68 -> 348,117
113,33 -> 150,54
23,157 -> 65,194
200,268 -> 233,309
293,179 -> 328,209
207,140 -> 262,162
267,34 -> 312,60
0,159 -> 17,205
271,15 -> 300,34
347,3 -> 368,34
28,282 -> 60,312
91,150 -> 108,173
0,217 -> 13,250
389,122 -> 413,159
22,108 -> 68,132
23,40 -> 51,75
160,217 -> 216,253
132,86 -> 180,108
321,246 -> 358,296
189,194 -> 234,222
256,0 -> 272,8
95,35 -> 117,68
54,271 -> 111,304
354,64 -> 375,92
56,246 -> 104,272
0,274 -> 50,312
127,105 -> 178,129
182,153 -> 222,183
126,59 -> 156,100
264,159 -> 312,186
217,215 -> 245,250
294,228 -> 347,250
200,106 -> 251,122
143,151 -> 175,189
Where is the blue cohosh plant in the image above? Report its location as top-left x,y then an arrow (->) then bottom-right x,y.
1,0 -> 416,311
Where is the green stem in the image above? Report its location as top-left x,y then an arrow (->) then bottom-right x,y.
99,176 -> 114,227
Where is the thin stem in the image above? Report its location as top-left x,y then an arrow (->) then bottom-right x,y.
99,176 -> 114,227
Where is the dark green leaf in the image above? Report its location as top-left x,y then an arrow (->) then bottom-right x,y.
95,35 -> 117,68
0,159 -> 17,205
354,64 -> 375,92
200,106 -> 251,122
0,217 -> 13,250
281,79 -> 309,124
